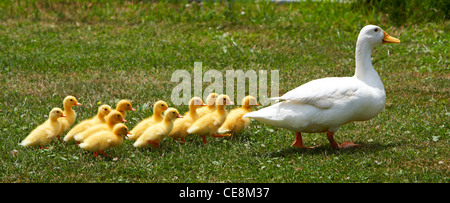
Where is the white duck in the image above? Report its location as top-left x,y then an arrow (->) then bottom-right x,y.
244,25 -> 400,149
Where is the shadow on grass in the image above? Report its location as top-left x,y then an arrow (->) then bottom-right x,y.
267,141 -> 401,158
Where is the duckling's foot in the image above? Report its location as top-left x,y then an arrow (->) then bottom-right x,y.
202,136 -> 207,144
211,133 -> 231,137
338,142 -> 360,148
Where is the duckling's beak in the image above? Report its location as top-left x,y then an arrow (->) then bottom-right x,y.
121,118 -> 127,122
177,114 -> 183,118
382,31 -> 400,44
60,113 -> 67,117
164,106 -> 169,110
201,102 -> 207,106
227,101 -> 234,105
131,107 -> 136,111
125,131 -> 132,138
75,102 -> 82,106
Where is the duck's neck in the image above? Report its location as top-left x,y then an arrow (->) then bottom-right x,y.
216,105 -> 226,115
153,110 -> 164,121
64,103 -> 75,116
49,117 -> 60,126
107,119 -> 117,129
163,117 -> 174,128
354,41 -> 384,90
189,106 -> 199,118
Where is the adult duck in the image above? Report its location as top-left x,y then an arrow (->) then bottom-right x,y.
244,25 -> 400,149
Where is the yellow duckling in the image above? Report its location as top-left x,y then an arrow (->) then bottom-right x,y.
196,93 -> 218,118
168,97 -> 206,142
74,110 -> 126,143
57,96 -> 82,141
187,94 -> 234,143
133,108 -> 182,148
20,108 -> 67,148
79,123 -> 131,158
128,100 -> 168,141
115,99 -> 136,118
218,96 -> 259,137
64,104 -> 112,142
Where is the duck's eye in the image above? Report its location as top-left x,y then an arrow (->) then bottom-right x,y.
374,28 -> 378,32
117,115 -> 120,117
127,104 -> 130,106
56,111 -> 60,113
104,108 -> 107,111
161,104 -> 164,106
172,112 -> 175,114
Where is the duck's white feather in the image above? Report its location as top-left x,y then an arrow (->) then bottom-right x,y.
244,25 -> 395,135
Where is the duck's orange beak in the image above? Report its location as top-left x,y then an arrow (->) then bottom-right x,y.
177,114 -> 183,118
121,118 -> 127,122
125,131 -> 132,138
382,31 -> 400,44
201,102 -> 207,106
60,113 -> 67,117
130,107 -> 136,111
75,102 -> 82,106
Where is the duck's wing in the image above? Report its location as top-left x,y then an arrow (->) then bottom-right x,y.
271,77 -> 359,109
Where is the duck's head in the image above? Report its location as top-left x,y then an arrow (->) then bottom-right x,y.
189,97 -> 206,109
164,108 -> 183,120
106,110 -> 127,123
112,123 -> 131,138
116,99 -> 136,112
98,104 -> 112,117
242,95 -> 259,108
358,25 -> 400,47
205,93 -> 219,107
215,94 -> 234,106
50,108 -> 66,120
63,96 -> 82,108
153,100 -> 169,113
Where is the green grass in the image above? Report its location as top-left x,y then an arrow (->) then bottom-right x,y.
0,0 -> 448,183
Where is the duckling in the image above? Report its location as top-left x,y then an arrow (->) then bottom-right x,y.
115,99 -> 136,118
196,93 -> 218,118
168,97 -> 206,142
218,96 -> 259,137
20,108 -> 67,148
79,123 -> 131,158
128,100 -> 168,141
57,96 -> 82,141
74,110 -> 126,143
64,105 -> 112,142
187,94 -> 234,143
133,108 -> 182,148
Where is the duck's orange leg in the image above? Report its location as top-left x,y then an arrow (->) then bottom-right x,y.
147,140 -> 159,148
211,133 -> 231,137
99,150 -> 111,157
94,152 -> 99,158
180,137 -> 186,143
291,132 -> 310,148
202,136 -> 207,144
326,131 -> 360,149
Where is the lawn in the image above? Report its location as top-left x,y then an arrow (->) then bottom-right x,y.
0,0 -> 448,183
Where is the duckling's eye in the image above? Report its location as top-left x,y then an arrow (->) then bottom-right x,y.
104,108 -> 107,111
117,115 -> 120,117
161,104 -> 164,106
374,28 -> 378,32
56,111 -> 60,113
172,112 -> 175,114
127,104 -> 130,106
